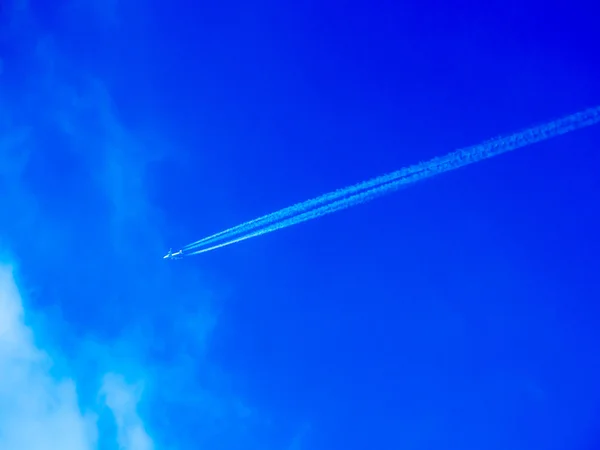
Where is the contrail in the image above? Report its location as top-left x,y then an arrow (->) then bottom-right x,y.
175,105 -> 600,257
185,173 -> 431,256
182,155 -> 429,251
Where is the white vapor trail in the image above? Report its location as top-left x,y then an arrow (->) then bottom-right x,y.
179,106 -> 600,256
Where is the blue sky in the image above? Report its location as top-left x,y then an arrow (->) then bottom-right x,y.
0,0 -> 599,449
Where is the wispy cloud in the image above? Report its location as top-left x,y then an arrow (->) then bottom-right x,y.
0,263 -> 157,450
0,264 -> 98,450
101,374 -> 154,450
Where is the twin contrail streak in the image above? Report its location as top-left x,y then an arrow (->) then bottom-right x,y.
170,106 -> 600,258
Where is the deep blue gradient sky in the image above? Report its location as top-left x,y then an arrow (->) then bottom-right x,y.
1,0 -> 599,449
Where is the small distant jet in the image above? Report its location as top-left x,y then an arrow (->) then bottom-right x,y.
163,248 -> 183,260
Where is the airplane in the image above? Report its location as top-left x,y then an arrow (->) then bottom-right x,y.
163,248 -> 183,260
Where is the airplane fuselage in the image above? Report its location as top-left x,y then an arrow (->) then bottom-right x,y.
163,249 -> 183,260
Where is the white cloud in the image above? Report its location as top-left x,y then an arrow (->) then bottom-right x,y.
101,374 -> 154,450
0,264 -> 97,450
0,263 -> 155,450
